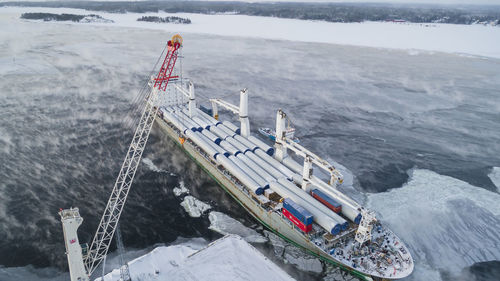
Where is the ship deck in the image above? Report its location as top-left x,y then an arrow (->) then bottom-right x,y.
154,103 -> 413,280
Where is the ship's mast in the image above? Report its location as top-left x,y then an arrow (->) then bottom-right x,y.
59,34 -> 183,281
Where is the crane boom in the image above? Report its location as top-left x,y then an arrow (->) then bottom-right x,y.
60,35 -> 183,281
84,84 -> 160,274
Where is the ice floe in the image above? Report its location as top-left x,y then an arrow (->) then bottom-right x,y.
208,211 -> 267,243
180,196 -> 211,218
173,180 -> 189,197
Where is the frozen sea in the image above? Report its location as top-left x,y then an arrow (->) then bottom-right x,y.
0,6 -> 499,281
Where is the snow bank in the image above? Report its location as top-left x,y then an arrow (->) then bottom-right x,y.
180,195 -> 211,217
367,169 -> 500,280
489,167 -> 500,192
96,235 -> 294,281
208,211 -> 267,243
2,6 -> 500,59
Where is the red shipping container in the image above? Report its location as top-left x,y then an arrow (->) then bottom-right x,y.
311,190 -> 342,214
283,208 -> 312,233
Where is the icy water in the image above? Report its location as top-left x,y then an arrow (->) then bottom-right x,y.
1,13 -> 500,281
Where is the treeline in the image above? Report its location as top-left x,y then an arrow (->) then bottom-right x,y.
137,16 -> 191,24
21,12 -> 86,22
8,1 -> 500,25
20,12 -> 112,23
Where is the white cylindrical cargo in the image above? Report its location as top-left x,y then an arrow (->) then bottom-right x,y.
162,111 -> 188,132
226,137 -> 250,153
269,181 -> 342,235
216,120 -> 243,140
200,129 -> 222,145
217,155 -> 264,195
183,108 -> 215,126
244,152 -> 288,180
216,124 -> 237,138
189,114 -> 210,130
222,121 -> 240,134
282,157 -> 361,224
234,135 -> 258,151
198,132 -> 228,157
218,124 -> 269,155
228,155 -> 268,188
172,111 -> 201,131
219,140 -> 240,155
277,178 -> 348,231
185,130 -> 220,160
282,157 -> 304,174
255,149 -> 295,179
248,135 -> 274,156
159,107 -> 169,116
236,154 -> 276,183
208,125 -> 231,140
195,108 -> 220,125
192,116 -> 211,129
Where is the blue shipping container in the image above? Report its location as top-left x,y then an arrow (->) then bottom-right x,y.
283,198 -> 313,225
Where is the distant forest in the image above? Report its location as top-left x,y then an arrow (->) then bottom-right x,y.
5,1 -> 500,25
138,16 -> 191,24
21,12 -> 94,22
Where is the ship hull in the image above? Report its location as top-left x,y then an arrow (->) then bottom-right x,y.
155,117 -> 373,281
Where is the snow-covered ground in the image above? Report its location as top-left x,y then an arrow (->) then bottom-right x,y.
2,6 -> 500,59
96,235 -> 294,281
367,169 -> 500,280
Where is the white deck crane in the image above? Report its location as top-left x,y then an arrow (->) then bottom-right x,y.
274,109 -> 343,188
209,89 -> 250,137
59,34 -> 183,281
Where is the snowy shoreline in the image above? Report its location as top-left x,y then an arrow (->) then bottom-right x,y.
95,235 -> 294,281
2,6 -> 500,59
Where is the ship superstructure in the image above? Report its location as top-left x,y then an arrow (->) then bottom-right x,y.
155,80 -> 414,280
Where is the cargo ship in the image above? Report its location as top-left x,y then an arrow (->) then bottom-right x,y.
153,80 -> 414,280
